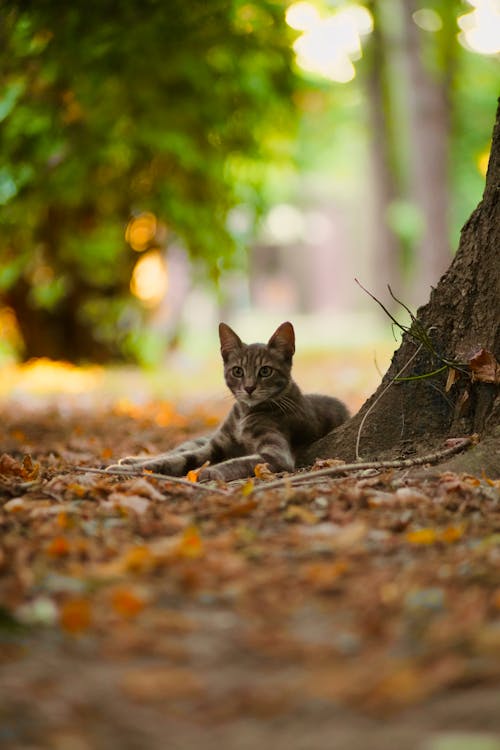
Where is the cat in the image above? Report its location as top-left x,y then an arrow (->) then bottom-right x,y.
110,321 -> 349,482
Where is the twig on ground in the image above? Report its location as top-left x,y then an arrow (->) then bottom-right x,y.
250,436 -> 475,495
71,465 -> 226,494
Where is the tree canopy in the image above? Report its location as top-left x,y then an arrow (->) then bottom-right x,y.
0,0 -> 298,359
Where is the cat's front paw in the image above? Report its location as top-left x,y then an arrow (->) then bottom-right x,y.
117,455 -> 149,466
106,456 -> 168,474
198,466 -> 225,483
106,462 -> 135,473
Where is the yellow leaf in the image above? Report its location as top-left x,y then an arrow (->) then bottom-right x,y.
123,545 -> 155,573
406,528 -> 437,545
177,526 -> 203,558
240,478 -> 255,496
406,526 -> 465,545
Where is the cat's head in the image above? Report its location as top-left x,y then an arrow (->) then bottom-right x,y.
218,322 -> 295,406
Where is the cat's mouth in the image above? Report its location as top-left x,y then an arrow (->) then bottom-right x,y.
240,391 -> 263,406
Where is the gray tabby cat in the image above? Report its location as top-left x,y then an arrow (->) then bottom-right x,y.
112,322 -> 348,482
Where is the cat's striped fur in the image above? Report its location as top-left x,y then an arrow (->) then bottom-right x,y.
112,322 -> 349,482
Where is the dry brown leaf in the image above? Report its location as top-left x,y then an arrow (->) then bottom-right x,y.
445,367 -> 460,392
469,348 -> 500,384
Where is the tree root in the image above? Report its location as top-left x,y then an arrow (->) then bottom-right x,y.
252,435 -> 476,494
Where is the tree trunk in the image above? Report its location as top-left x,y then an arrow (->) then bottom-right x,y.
300,100 -> 500,477
402,0 -> 453,304
363,0 -> 404,301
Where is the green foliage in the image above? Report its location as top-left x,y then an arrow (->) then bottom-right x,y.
0,0 -> 298,359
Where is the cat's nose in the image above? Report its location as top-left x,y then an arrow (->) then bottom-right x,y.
245,384 -> 256,395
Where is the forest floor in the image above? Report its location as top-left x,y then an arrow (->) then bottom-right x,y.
1,358 -> 499,750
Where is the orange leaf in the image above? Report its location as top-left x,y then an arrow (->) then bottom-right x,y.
111,588 -> 146,618
438,525 -> 464,544
46,536 -> 71,557
254,463 -> 275,480
186,461 -> 210,483
67,483 -> 87,497
21,455 -> 39,480
60,597 -> 92,634
177,526 -> 203,558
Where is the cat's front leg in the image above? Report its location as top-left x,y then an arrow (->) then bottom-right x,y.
107,435 -> 216,476
199,431 -> 295,482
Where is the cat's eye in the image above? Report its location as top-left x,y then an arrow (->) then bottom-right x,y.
259,366 -> 272,377
231,366 -> 244,378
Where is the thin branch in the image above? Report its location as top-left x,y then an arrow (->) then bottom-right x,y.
71,465 -> 225,494
355,278 -> 410,334
249,436 -> 475,495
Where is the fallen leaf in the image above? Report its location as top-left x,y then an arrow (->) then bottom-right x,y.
59,597 -> 92,634
110,587 -> 146,618
177,526 -> 204,558
445,367 -> 459,392
254,463 -> 275,480
406,528 -> 437,545
123,545 -> 156,573
186,461 -> 210,483
240,478 -> 255,496
46,536 -> 71,557
439,524 -> 465,543
469,348 -> 500,384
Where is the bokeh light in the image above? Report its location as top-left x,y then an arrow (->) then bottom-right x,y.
412,8 -> 443,32
286,3 -> 373,83
130,250 -> 168,307
458,0 -> 500,55
125,212 -> 157,252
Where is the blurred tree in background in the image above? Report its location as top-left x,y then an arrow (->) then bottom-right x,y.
0,0 -> 498,363
0,0 -> 297,361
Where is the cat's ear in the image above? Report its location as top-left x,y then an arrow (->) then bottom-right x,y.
268,321 -> 295,360
219,322 -> 243,361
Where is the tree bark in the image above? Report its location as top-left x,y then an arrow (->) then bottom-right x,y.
300,99 -> 500,477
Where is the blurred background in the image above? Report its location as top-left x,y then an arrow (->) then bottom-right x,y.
0,0 -> 498,411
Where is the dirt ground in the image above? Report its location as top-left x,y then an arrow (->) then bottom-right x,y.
1,401 -> 499,750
